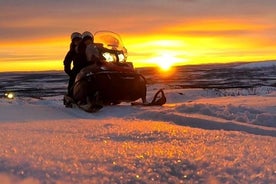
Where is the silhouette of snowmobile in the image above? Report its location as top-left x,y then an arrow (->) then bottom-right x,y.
64,31 -> 166,112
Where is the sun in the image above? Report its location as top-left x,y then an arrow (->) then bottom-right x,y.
149,53 -> 180,71
158,57 -> 172,71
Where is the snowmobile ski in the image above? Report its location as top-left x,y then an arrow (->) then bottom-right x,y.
131,89 -> 166,106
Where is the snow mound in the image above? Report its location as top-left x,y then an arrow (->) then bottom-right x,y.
176,102 -> 276,127
235,60 -> 276,69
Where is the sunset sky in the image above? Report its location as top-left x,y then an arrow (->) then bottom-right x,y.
0,0 -> 276,72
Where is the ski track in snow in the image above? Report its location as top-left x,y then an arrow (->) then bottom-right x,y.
0,62 -> 276,183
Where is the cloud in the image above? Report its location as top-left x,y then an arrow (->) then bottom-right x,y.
1,1 -> 276,38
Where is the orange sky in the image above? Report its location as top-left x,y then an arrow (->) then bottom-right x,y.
0,0 -> 276,72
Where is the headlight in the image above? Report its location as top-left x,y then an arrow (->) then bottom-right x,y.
118,53 -> 125,62
102,52 -> 116,62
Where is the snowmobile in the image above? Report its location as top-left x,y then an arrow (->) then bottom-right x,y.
64,31 -> 166,112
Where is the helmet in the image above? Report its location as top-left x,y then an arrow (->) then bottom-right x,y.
82,31 -> 93,40
71,32 -> 82,41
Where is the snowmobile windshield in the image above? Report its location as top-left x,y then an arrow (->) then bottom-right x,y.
94,31 -> 126,52
94,31 -> 128,63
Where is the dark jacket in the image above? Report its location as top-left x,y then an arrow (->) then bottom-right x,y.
63,42 -> 87,76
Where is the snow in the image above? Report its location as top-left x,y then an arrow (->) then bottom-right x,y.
0,85 -> 276,183
0,60 -> 276,183
235,60 -> 276,69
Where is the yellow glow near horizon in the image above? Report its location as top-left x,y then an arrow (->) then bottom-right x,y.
1,60 -> 63,72
124,35 -> 190,68
147,53 -> 184,71
0,37 -> 68,72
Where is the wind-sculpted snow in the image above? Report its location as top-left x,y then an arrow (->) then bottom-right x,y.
175,102 -> 276,127
0,62 -> 276,183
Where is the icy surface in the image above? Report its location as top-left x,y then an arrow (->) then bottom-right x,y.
0,62 -> 276,183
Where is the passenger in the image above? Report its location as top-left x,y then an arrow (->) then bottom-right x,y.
80,31 -> 101,66
63,32 -> 82,97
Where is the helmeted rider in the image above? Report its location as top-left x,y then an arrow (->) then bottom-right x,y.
79,31 -> 100,66
63,32 -> 83,97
